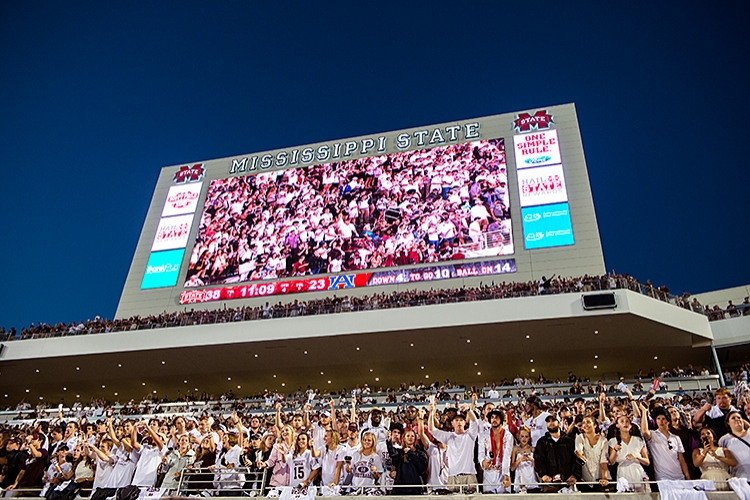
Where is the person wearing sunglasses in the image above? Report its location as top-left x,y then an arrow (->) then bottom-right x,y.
639,403 -> 690,481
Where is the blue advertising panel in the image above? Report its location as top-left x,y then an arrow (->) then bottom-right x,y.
522,202 -> 574,250
141,249 -> 185,289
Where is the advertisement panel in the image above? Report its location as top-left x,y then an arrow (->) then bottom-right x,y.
513,130 -> 561,169
151,214 -> 195,252
161,183 -> 203,217
521,203 -> 575,249
517,164 -> 569,208
184,138 -> 513,288
140,249 -> 185,289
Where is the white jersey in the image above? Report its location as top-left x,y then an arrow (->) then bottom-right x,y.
131,444 -> 164,487
350,449 -> 383,487
287,449 -> 321,488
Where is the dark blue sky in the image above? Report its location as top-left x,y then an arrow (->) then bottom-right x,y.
1,1 -> 748,330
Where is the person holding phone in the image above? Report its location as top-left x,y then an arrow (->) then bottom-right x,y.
693,427 -> 734,489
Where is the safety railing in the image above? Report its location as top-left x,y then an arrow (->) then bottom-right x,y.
176,466 -> 266,497
5,273 -> 720,343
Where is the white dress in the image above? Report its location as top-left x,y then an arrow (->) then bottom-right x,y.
513,448 -> 538,491
699,448 -> 731,490
609,436 -> 649,492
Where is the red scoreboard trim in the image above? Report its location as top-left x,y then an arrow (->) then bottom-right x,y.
178,259 -> 516,304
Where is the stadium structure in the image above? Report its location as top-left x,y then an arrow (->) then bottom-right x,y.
2,103 -> 749,406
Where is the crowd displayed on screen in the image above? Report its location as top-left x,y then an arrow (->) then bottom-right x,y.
4,370 -> 750,496
183,140 -> 511,288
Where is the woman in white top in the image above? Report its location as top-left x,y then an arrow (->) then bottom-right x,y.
718,411 -> 750,479
86,439 -> 115,491
320,429 -> 345,487
510,426 -> 538,492
346,432 -> 383,493
608,415 -> 650,492
575,416 -> 610,491
693,427 -> 735,490
284,433 -> 321,490
106,419 -> 138,488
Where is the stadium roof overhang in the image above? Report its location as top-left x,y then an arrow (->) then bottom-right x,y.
0,290 -> 714,405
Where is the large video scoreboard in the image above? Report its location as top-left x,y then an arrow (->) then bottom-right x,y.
115,103 -> 605,318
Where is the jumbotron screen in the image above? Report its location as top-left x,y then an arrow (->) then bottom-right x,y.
184,139 -> 512,289
118,104 -> 603,317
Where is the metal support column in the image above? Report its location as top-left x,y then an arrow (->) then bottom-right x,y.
711,344 -> 725,388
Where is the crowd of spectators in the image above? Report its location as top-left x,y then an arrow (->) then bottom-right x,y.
5,272 -> 743,343
184,140 -> 511,287
2,373 -> 750,497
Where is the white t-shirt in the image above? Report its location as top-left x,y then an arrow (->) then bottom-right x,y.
646,430 -> 685,480
524,412 -> 551,447
319,445 -> 345,485
430,420 -> 479,476
131,444 -> 164,487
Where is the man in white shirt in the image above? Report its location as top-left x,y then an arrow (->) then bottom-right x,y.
428,394 -> 480,493
478,410 -> 513,493
523,396 -> 551,447
639,404 -> 690,480
617,377 -> 629,393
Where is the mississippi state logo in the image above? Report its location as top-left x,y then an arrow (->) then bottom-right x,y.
173,163 -> 205,183
513,110 -> 554,132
